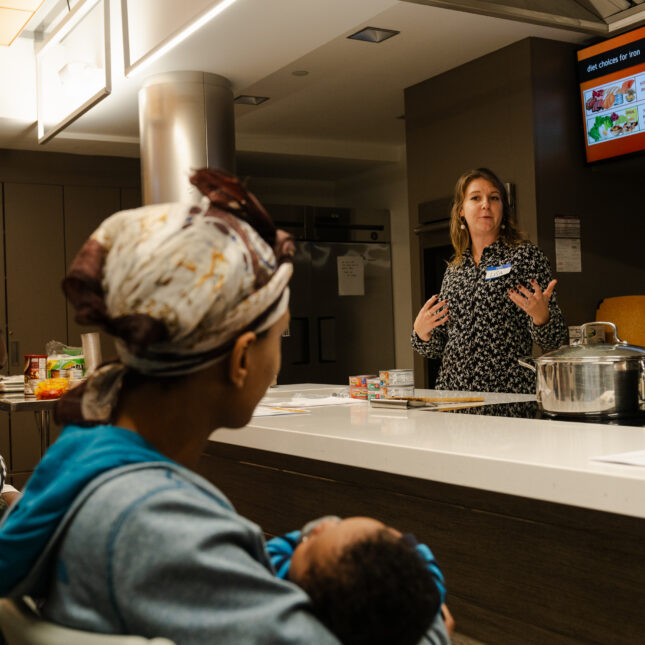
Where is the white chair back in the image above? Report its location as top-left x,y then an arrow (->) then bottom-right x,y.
0,598 -> 175,645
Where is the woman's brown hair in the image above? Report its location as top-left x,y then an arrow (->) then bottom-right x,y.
448,167 -> 524,266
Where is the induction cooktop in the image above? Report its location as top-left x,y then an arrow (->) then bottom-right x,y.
446,400 -> 645,427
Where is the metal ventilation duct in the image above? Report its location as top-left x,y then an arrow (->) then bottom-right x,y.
138,71 -> 235,205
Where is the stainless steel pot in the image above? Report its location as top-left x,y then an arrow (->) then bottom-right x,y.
520,322 -> 645,418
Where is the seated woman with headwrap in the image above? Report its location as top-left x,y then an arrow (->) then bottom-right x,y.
0,170 -> 333,642
0,170 -> 450,645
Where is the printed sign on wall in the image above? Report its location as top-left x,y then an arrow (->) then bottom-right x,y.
555,215 -> 582,272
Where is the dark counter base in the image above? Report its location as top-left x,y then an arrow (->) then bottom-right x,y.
198,442 -> 645,645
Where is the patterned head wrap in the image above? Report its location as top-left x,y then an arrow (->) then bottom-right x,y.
56,169 -> 294,425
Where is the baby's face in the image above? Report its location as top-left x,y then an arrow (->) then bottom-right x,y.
289,516 -> 399,584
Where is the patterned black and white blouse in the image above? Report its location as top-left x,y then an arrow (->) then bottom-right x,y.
411,240 -> 568,394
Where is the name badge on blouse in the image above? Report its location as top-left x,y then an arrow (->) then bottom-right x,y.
485,263 -> 512,280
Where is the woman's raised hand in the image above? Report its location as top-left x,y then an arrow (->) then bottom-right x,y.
413,295 -> 449,341
508,278 -> 556,326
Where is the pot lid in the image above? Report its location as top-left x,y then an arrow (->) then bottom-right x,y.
538,342 -> 645,362
537,321 -> 645,362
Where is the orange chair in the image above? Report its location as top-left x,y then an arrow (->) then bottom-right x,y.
595,295 -> 645,346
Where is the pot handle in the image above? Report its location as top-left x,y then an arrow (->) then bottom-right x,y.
518,357 -> 536,373
581,321 -> 626,345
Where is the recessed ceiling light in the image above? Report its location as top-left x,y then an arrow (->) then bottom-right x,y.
347,26 -> 399,43
292,70 -> 309,77
234,95 -> 269,106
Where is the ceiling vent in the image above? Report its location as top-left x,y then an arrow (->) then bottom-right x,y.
347,26 -> 399,43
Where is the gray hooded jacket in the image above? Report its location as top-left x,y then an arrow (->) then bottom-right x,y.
11,462 -> 449,644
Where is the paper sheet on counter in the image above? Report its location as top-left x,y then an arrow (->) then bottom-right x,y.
252,405 -> 311,417
260,395 -> 361,408
590,450 -> 645,467
420,402 -> 485,412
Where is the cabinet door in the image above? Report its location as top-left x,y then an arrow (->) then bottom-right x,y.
4,183 -> 67,473
0,191 -> 9,475
309,242 -> 394,383
64,185 -> 120,360
120,187 -> 141,210
4,183 -> 67,374
278,241 -> 315,384
0,191 -> 6,374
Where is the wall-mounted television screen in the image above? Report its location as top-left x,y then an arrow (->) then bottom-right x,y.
577,26 -> 645,163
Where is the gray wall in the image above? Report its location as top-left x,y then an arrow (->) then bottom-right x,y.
0,149 -> 141,189
404,37 -> 645,385
404,39 -> 538,384
0,148 -> 140,487
530,38 -> 645,326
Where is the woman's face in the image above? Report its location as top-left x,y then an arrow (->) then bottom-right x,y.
460,178 -> 503,239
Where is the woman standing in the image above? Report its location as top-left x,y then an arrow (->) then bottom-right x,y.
412,168 -> 567,393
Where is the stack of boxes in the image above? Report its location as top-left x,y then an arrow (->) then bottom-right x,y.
349,369 -> 414,400
378,369 -> 414,398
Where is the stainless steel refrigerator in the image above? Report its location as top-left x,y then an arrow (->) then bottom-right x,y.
268,205 -> 395,385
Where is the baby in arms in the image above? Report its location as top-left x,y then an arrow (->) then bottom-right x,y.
267,515 -> 451,645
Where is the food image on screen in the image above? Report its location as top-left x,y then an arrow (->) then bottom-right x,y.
584,80 -> 635,113
585,101 -> 639,145
578,27 -> 645,162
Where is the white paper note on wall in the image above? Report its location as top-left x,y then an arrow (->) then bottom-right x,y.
555,238 -> 582,272
337,256 -> 364,296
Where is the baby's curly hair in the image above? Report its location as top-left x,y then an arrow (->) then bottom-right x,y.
299,529 -> 440,645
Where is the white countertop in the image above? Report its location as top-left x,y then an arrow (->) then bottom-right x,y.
209,385 -> 645,519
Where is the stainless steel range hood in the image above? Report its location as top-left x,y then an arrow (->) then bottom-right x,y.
138,71 -> 235,205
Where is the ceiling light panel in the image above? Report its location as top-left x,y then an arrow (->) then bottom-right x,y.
122,0 -> 239,76
3,0 -> 44,8
36,0 -> 110,143
347,26 -> 399,43
0,0 -> 45,46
